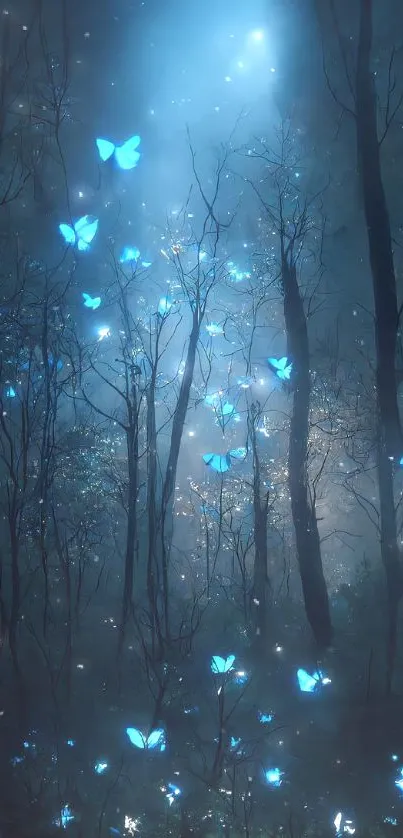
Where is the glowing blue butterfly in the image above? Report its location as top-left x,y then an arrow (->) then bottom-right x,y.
58,215 -> 98,251
158,296 -> 173,316
268,356 -> 293,381
399,456 -> 403,466
96,135 -> 141,170
203,453 -> 231,473
214,401 -> 240,427
65,739 -> 75,747
230,736 -> 241,749
206,323 -> 224,337
126,727 -> 166,751
211,654 -> 235,674
258,711 -> 274,724
82,293 -> 101,310
54,805 -> 75,828
297,668 -> 331,693
120,246 -> 152,267
94,761 -> 108,774
5,385 -> 16,398
395,768 -> 403,792
265,768 -> 283,787
166,783 -> 181,805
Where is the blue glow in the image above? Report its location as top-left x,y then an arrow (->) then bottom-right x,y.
205,392 -> 222,407
166,783 -> 182,805
5,385 -> 16,397
96,135 -> 141,169
203,453 -> 231,473
206,323 -> 224,336
126,726 -> 166,751
66,739 -> 75,747
297,668 -> 331,693
211,654 -> 235,674
82,293 -> 101,310
384,816 -> 398,825
265,767 -> 283,787
94,760 -> 108,774
227,262 -> 251,283
399,457 -> 403,466
120,246 -> 140,263
54,805 -> 75,829
230,736 -> 241,749
158,296 -> 173,316
215,401 -> 240,427
58,215 -> 98,251
258,711 -> 274,724
268,356 -> 293,381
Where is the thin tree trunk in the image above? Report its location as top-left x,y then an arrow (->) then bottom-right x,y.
249,405 -> 270,638
356,0 -> 403,689
282,255 -> 332,648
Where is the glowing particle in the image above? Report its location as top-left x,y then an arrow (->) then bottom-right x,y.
97,327 -> 110,341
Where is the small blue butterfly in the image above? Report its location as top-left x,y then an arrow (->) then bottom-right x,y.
395,768 -> 403,792
230,736 -> 241,749
268,356 -> 293,381
54,805 -> 75,829
58,215 -> 98,251
258,711 -> 274,724
126,727 -> 166,751
399,456 -> 403,466
265,767 -> 283,787
5,385 -> 16,398
211,654 -> 235,674
158,296 -> 173,316
214,402 -> 240,427
96,135 -> 141,170
94,760 -> 108,774
166,783 -> 181,805
82,293 -> 101,310
120,246 -> 152,267
203,453 -> 231,473
227,262 -> 251,283
47,354 -> 63,371
297,668 -> 331,693
206,323 -> 224,337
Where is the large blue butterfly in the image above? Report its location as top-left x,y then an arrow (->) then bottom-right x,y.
203,447 -> 247,473
58,215 -> 98,251
96,135 -> 141,170
297,668 -> 331,693
268,356 -> 293,381
82,293 -> 101,310
126,727 -> 165,751
211,654 -> 235,674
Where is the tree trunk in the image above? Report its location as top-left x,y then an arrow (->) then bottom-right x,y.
249,405 -> 270,638
160,308 -> 202,638
282,255 -> 332,648
356,0 -> 403,689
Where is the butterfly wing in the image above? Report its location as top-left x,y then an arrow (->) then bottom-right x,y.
268,357 -> 281,371
126,727 -> 147,748
297,668 -> 318,693
203,453 -> 230,473
211,655 -> 226,673
146,729 -> 165,750
96,138 -> 115,162
75,216 -> 98,251
115,135 -> 141,170
59,223 -> 76,246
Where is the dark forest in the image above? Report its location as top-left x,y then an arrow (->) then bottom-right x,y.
1,0 -> 403,835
